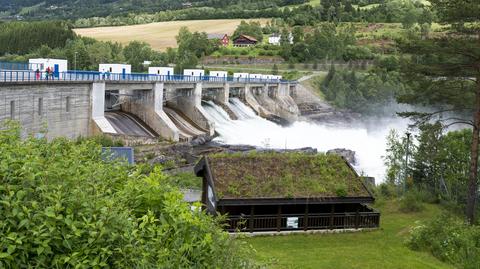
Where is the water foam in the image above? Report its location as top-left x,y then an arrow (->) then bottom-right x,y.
202,98 -> 410,182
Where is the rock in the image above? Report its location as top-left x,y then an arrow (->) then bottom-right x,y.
327,148 -> 357,165
190,135 -> 212,146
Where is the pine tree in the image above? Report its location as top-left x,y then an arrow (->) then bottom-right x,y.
397,0 -> 480,224
272,64 -> 279,75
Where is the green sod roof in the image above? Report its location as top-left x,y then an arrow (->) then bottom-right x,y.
207,152 -> 371,199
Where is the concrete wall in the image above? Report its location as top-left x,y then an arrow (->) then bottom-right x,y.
0,82 -> 92,139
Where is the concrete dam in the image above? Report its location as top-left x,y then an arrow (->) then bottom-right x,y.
0,76 -> 299,142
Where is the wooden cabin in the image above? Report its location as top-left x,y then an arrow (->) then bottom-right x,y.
233,35 -> 258,47
194,152 -> 380,233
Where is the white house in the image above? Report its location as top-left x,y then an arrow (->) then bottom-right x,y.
268,33 -> 293,45
209,71 -> 228,78
149,67 -> 174,76
99,64 -> 131,74
183,69 -> 205,77
233,73 -> 249,79
29,58 -> 68,76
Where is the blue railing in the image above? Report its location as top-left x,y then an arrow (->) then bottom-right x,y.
0,69 -> 295,84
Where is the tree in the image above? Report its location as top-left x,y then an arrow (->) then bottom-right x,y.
124,41 -> 157,72
272,64 -> 279,75
232,21 -> 264,42
397,0 -> 480,224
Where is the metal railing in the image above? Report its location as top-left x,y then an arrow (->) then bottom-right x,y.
225,212 -> 380,233
0,69 -> 295,84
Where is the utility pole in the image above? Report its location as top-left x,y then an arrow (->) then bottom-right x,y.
404,132 -> 411,193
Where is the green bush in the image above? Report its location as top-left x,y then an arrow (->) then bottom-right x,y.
399,189 -> 425,212
407,214 -> 480,269
0,122 -> 257,268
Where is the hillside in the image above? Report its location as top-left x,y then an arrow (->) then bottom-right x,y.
0,0 -> 306,20
74,19 -> 270,51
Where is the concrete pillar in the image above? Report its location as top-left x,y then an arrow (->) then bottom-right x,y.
176,83 -> 214,135
153,83 -> 180,141
91,82 -> 117,134
215,83 -> 229,104
243,84 -> 269,117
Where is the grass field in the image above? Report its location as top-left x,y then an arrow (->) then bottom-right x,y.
74,19 -> 270,51
243,200 -> 452,269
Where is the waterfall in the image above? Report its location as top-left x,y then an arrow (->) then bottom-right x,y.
202,98 -> 410,182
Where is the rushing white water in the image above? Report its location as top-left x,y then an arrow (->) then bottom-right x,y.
202,98 -> 410,182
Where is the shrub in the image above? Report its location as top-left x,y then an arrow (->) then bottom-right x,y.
407,214 -> 480,269
399,189 -> 425,212
0,122 -> 257,268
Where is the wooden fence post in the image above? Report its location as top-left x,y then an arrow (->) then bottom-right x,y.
277,205 -> 281,232
304,204 -> 309,231
329,204 -> 335,230
249,205 -> 255,233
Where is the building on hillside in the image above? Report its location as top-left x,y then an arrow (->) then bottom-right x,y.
233,35 -> 258,47
149,67 -> 174,76
268,33 -> 293,46
29,58 -> 68,78
194,153 -> 380,233
207,34 -> 229,47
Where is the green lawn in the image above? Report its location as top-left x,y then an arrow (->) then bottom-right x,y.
243,201 -> 453,269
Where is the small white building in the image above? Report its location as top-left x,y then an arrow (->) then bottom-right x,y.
209,71 -> 228,78
149,67 -> 174,76
29,58 -> 68,74
262,74 -> 273,80
183,69 -> 205,77
272,75 -> 283,80
268,33 -> 293,46
233,73 -> 249,79
99,64 -> 131,74
249,74 -> 263,80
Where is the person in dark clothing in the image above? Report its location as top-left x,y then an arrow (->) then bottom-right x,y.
45,67 -> 50,80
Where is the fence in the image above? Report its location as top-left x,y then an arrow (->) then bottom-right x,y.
226,212 -> 380,233
0,70 -> 294,84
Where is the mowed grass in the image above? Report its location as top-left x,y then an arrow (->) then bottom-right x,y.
74,19 -> 270,51
243,201 -> 453,269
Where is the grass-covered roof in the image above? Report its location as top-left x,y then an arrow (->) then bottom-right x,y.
206,152 -> 371,199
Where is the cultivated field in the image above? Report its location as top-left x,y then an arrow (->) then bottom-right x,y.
74,19 -> 270,51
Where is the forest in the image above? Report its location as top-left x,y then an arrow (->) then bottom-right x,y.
0,0 -> 306,20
